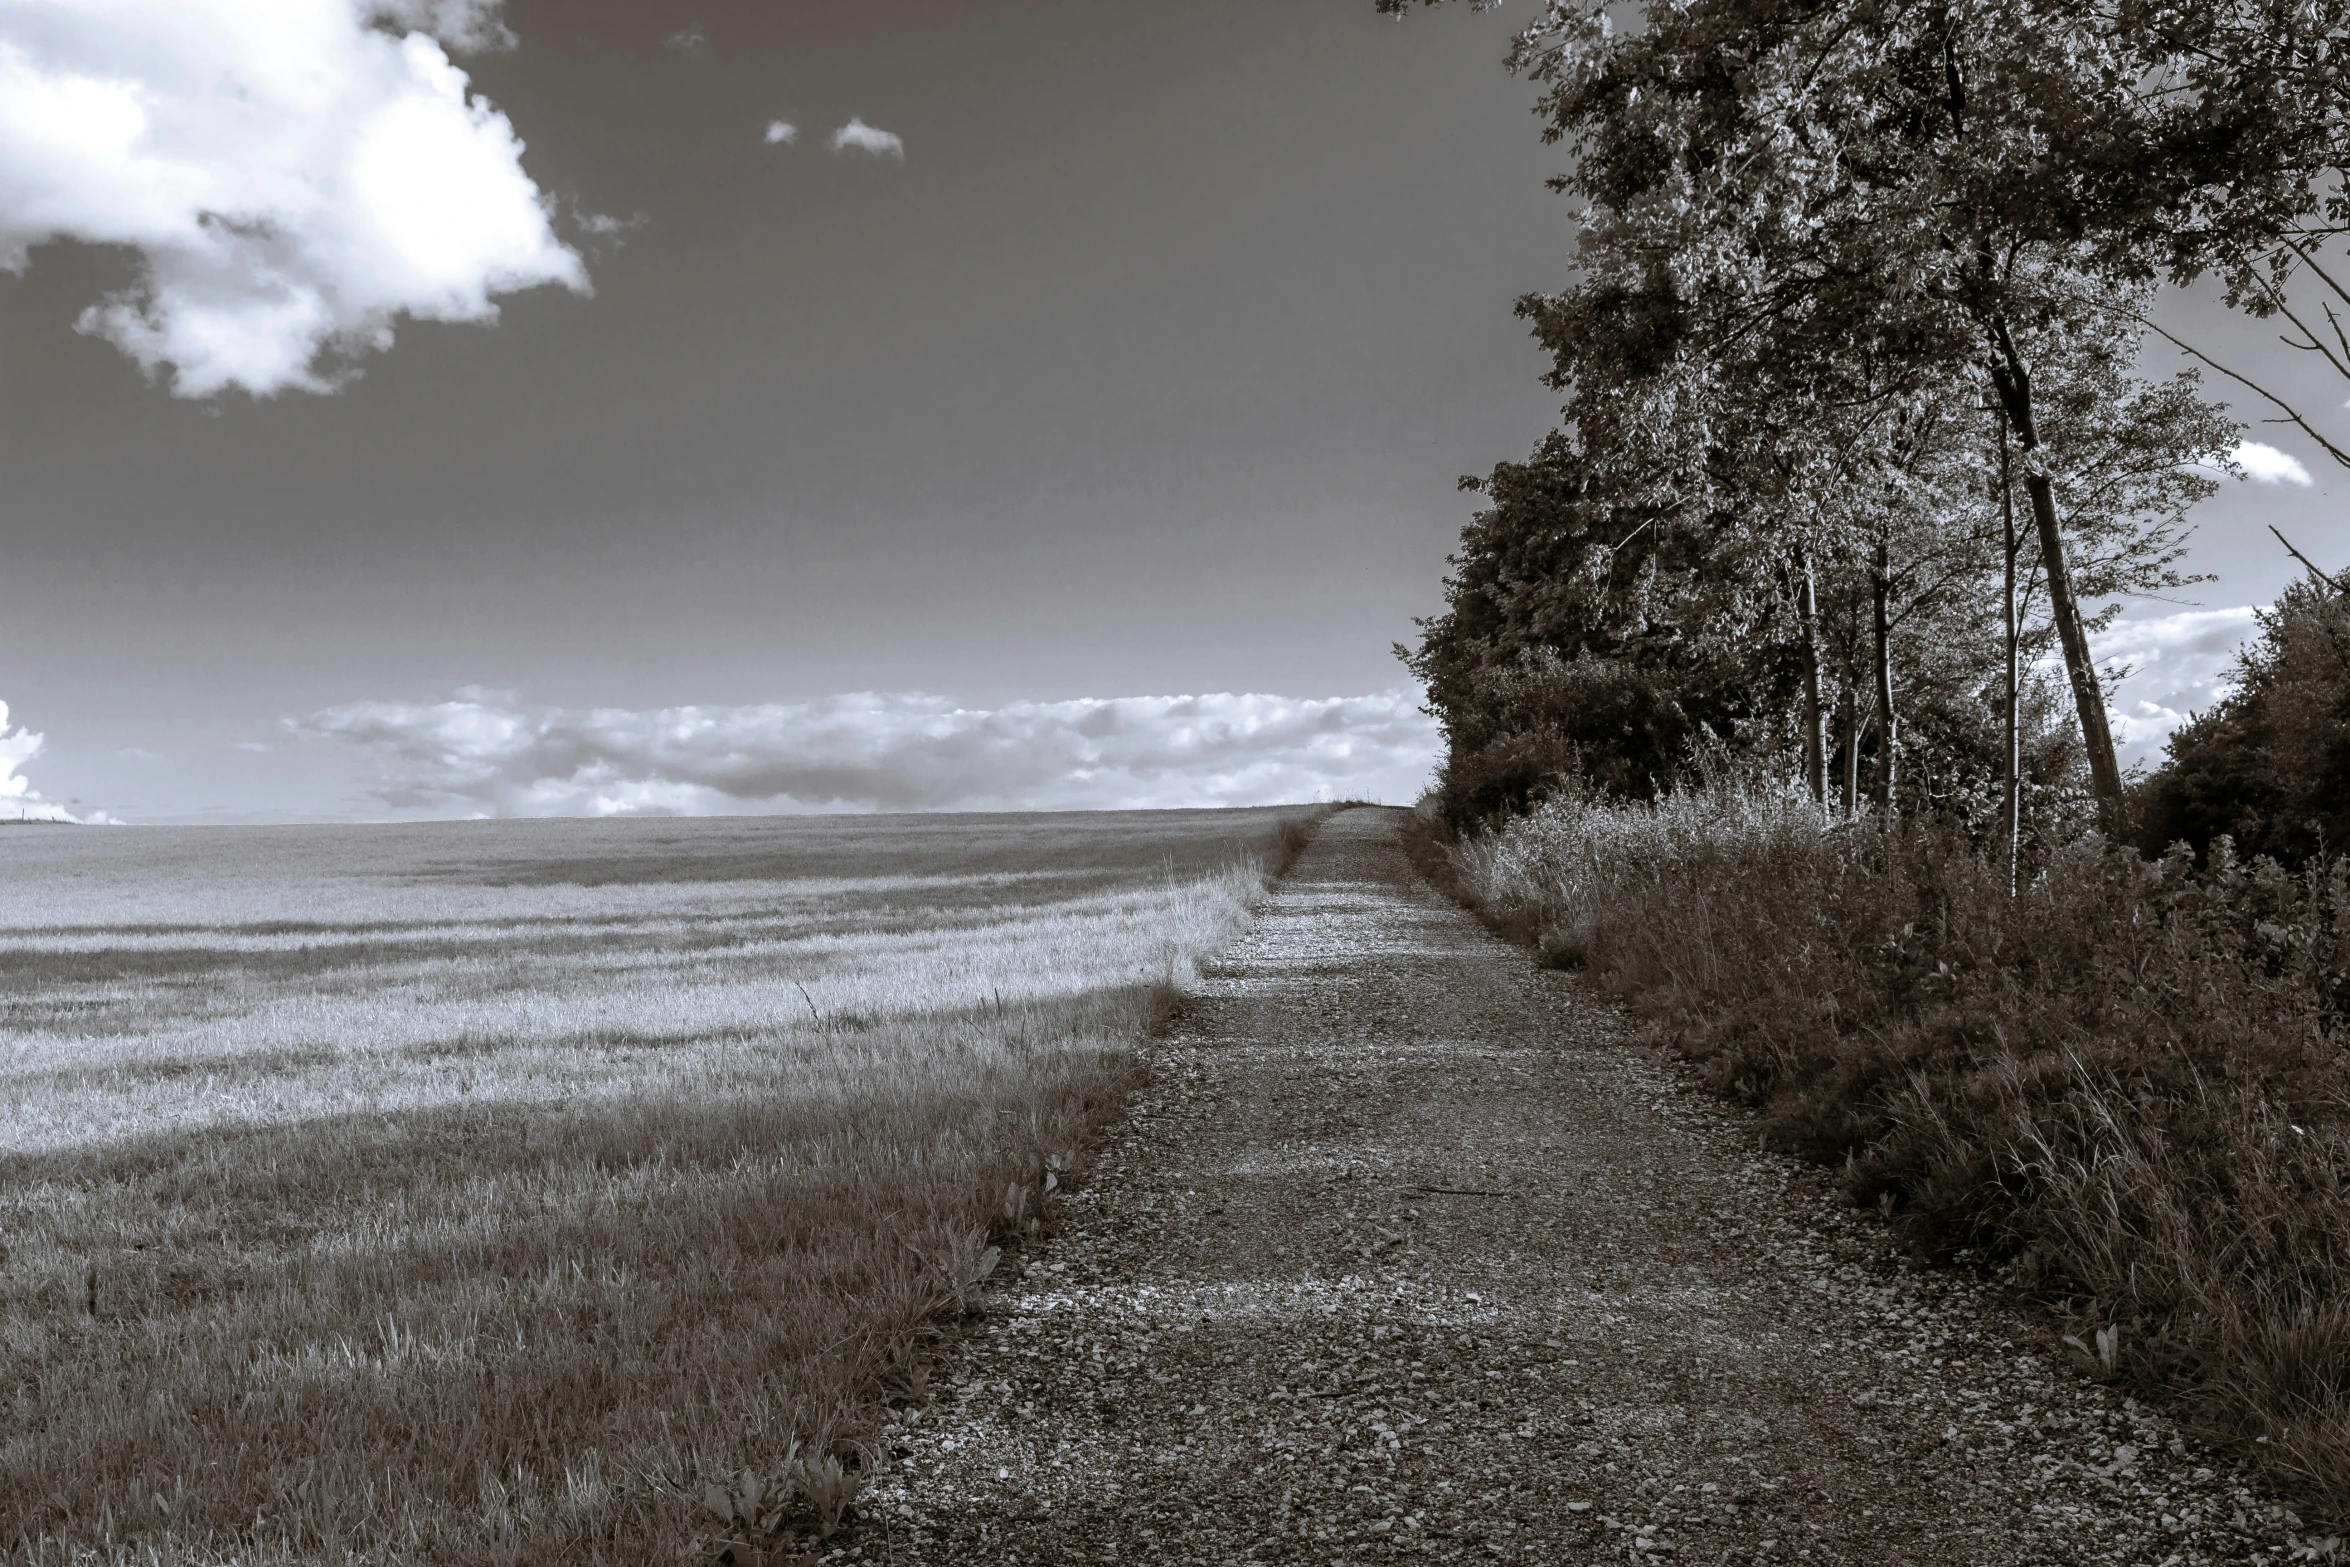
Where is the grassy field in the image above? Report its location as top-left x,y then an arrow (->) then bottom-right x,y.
1,806 -> 1328,1565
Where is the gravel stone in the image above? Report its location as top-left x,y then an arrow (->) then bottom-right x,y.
842,809 -> 2330,1565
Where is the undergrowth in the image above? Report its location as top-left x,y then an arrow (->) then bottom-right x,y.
1433,781 -> 2350,1524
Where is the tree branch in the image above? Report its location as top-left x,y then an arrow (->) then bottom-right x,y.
2268,524 -> 2350,595
2132,314 -> 2350,472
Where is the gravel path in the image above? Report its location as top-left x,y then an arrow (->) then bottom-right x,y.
853,809 -> 2324,1566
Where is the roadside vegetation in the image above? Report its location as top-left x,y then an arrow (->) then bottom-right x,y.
1438,783 -> 2350,1517
0,806 -> 1325,1565
1384,0 -> 2350,1527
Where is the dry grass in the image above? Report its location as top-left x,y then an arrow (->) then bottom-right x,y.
1435,783 -> 2350,1526
0,806 -> 1329,1565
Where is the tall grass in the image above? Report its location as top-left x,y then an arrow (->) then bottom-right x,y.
1,807 -> 1328,1565
1442,781 -> 2350,1521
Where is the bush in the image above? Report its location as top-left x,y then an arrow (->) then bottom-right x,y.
2138,582 -> 2350,868
1401,433 -> 1792,833
1448,779 -> 2350,1521
1431,651 -> 1706,827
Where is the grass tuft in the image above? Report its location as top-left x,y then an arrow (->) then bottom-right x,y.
1431,780 -> 2350,1524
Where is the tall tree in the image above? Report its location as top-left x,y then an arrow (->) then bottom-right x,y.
1384,0 -> 2339,829
1404,435 -> 1793,824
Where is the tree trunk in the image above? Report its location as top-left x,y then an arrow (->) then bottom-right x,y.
1999,424 -> 2022,894
1870,536 -> 1897,817
1986,325 -> 2124,831
1832,690 -> 1851,826
2019,468 -> 2121,820
1797,551 -> 1827,807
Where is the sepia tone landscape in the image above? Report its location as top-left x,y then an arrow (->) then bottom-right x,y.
3,0 -> 2347,1563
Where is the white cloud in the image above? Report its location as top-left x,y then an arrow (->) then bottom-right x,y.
363,0 -> 513,52
2095,605 -> 2260,766
829,117 -> 904,158
665,26 -> 707,56
2232,441 -> 2314,485
0,700 -> 95,823
0,0 -> 586,396
763,120 -> 797,146
291,687 -> 1441,818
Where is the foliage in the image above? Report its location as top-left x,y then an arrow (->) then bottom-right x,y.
1441,779 -> 2350,1523
1389,0 -> 2245,828
2139,582 -> 2350,867
1403,434 -> 1793,824
1384,0 -> 2350,1522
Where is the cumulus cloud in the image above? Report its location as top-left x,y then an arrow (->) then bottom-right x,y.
830,118 -> 904,158
2232,441 -> 2314,485
291,688 -> 1441,818
763,120 -> 797,146
2096,606 -> 2260,767
364,0 -> 514,52
0,0 -> 586,396
0,701 -> 93,823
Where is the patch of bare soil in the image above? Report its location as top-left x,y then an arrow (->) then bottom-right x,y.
847,809 -> 2324,1565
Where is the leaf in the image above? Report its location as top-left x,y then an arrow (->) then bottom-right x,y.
702,1483 -> 734,1521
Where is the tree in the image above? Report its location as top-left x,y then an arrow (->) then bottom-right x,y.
1404,435 -> 1793,825
1384,0 -> 2338,830
2137,578 -> 2350,867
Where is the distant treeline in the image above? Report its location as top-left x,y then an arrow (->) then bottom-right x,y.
1385,0 -> 2349,862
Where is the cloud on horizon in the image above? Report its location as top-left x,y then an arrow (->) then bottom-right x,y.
0,701 -> 97,823
829,118 -> 904,158
291,688 -> 1441,818
2097,606 -> 2260,768
0,0 -> 584,396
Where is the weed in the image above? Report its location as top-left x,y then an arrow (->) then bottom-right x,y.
1439,779 -> 2350,1525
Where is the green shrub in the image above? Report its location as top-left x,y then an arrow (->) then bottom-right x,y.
1449,780 -> 2350,1521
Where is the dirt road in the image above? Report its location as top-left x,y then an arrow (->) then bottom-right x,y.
863,809 -> 2312,1565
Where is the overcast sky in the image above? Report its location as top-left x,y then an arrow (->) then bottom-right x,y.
1,0 -> 2342,823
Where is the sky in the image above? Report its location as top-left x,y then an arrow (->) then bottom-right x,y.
0,0 -> 2342,824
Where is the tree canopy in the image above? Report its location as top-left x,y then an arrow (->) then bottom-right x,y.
1390,0 -> 2343,837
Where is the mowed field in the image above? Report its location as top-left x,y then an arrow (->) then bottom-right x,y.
0,806 -> 1328,1565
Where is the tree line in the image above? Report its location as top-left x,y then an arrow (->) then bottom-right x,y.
1391,0 -> 2350,865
